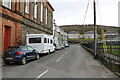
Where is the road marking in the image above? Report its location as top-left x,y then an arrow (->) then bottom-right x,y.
56,54 -> 64,62
36,70 -> 48,78
103,75 -> 106,78
102,75 -> 109,78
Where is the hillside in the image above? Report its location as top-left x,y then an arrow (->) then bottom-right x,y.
59,24 -> 120,35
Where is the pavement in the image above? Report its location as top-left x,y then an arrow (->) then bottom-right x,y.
0,54 -> 2,79
0,54 -> 4,67
2,44 -> 118,78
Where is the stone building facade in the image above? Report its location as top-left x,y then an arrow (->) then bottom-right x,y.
0,0 -> 54,56
53,24 -> 68,47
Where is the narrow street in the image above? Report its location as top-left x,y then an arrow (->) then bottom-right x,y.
2,44 -> 118,78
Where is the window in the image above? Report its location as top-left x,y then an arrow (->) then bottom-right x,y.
5,47 -> 19,52
34,0 -> 37,19
41,2 -> 43,22
27,46 -> 34,51
21,46 -> 28,51
48,39 -> 49,43
44,38 -> 47,43
29,37 -> 41,43
45,8 -> 48,24
2,0 -> 11,9
50,39 -> 53,44
25,0 -> 29,14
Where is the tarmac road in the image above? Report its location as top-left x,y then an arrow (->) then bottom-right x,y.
2,44 -> 118,78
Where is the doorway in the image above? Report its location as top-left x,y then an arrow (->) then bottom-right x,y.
4,26 -> 11,51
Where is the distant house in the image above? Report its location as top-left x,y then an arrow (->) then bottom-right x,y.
53,24 -> 68,46
84,31 -> 95,39
68,34 -> 80,39
105,31 -> 118,41
68,33 -> 80,43
112,36 -> 120,42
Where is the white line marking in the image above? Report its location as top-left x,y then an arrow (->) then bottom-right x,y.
56,54 -> 64,62
103,75 -> 106,78
36,70 -> 48,78
102,75 -> 109,78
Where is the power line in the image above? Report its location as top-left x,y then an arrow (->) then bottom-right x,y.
83,0 -> 91,25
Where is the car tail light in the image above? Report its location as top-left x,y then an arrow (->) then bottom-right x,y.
16,52 -> 22,55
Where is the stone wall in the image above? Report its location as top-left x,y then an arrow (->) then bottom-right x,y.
22,24 -> 45,45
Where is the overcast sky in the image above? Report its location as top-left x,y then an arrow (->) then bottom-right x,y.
49,0 -> 120,27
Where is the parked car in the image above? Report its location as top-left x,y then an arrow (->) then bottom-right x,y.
60,44 -> 65,49
65,43 -> 69,47
54,43 -> 62,50
3,46 -> 40,65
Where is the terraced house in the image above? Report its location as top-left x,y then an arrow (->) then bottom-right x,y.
0,0 -> 54,56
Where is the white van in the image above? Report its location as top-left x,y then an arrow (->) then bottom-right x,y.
26,34 -> 55,54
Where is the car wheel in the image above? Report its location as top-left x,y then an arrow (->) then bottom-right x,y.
47,50 -> 50,55
20,57 -> 26,65
36,54 -> 40,60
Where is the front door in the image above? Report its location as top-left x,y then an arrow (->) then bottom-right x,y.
4,26 -> 11,51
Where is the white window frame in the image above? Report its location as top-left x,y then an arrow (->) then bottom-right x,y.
25,0 -> 29,14
45,8 -> 48,24
41,2 -> 43,22
2,0 -> 11,9
34,0 -> 37,19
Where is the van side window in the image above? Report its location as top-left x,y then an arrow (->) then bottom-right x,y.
48,39 -> 49,43
50,39 -> 53,44
29,37 -> 41,43
44,38 -> 47,43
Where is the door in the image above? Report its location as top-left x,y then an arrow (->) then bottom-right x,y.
21,46 -> 32,60
27,46 -> 36,59
4,26 -> 11,51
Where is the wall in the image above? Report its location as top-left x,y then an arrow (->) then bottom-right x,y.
22,2 -> 54,45
0,1 -> 54,56
0,17 -> 2,57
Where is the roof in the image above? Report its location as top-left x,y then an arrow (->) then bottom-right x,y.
85,31 -> 94,34
47,0 -> 55,11
26,34 -> 52,37
105,31 -> 118,34
113,36 -> 120,40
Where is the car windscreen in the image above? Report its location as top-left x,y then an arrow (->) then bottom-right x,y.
5,47 -> 19,52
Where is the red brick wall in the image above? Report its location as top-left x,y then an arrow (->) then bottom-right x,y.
0,17 -> 2,56
15,23 -> 22,46
1,18 -> 22,55
1,4 -> 22,55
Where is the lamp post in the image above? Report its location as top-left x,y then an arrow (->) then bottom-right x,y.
93,0 -> 97,59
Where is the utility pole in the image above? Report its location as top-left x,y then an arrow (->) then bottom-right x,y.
93,0 -> 97,59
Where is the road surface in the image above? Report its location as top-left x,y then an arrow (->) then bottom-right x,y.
2,44 -> 118,78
